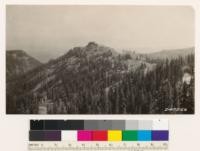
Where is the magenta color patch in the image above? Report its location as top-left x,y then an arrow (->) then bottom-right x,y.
78,130 -> 92,141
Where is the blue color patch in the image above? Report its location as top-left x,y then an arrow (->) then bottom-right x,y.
138,130 -> 152,141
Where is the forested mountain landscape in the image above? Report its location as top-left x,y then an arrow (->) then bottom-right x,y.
6,42 -> 194,114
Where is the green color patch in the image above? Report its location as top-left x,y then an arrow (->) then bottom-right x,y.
122,130 -> 138,141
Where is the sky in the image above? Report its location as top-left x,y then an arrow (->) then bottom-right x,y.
6,5 -> 194,62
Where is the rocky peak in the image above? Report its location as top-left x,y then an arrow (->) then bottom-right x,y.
86,41 -> 98,51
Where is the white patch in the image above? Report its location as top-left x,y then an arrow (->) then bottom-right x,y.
182,73 -> 192,85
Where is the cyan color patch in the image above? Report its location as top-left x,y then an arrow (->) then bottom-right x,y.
138,130 -> 152,141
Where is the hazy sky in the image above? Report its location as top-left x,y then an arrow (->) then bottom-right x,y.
6,5 -> 194,62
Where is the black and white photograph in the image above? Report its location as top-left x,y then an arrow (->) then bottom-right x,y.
6,5 -> 194,114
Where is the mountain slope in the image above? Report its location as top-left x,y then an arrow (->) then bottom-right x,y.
6,50 -> 42,80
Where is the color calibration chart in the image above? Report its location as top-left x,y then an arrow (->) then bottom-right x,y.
29,119 -> 169,151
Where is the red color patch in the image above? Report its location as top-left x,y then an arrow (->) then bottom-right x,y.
92,130 -> 108,141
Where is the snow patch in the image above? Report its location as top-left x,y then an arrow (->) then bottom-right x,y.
182,73 -> 192,85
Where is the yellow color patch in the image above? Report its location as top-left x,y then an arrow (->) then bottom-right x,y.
108,130 -> 122,141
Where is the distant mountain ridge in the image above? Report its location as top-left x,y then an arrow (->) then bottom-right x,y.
6,50 -> 42,80
147,47 -> 194,59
